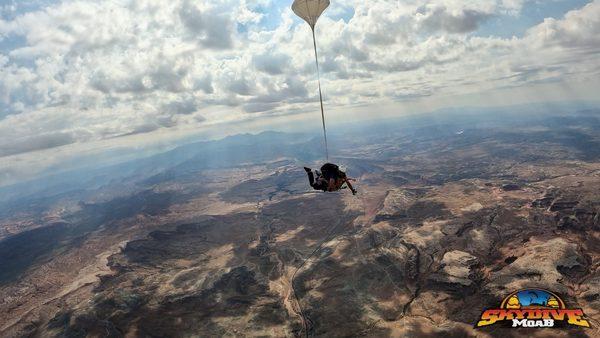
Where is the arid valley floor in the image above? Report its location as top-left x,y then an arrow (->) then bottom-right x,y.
1,109 -> 599,337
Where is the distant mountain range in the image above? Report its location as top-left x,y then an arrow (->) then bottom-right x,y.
1,102 -> 598,206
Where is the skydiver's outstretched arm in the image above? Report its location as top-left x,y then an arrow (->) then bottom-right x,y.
344,178 -> 357,195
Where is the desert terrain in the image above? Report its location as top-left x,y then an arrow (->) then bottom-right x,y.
1,108 -> 599,337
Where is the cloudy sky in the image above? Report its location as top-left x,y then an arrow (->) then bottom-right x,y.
1,0 -> 599,185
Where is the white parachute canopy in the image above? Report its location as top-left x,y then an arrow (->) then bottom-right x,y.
292,0 -> 331,160
292,0 -> 330,29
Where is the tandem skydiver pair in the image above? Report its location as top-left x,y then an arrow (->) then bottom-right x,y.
304,163 -> 357,195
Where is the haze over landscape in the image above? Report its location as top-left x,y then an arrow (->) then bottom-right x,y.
1,0 -> 600,185
1,0 -> 600,337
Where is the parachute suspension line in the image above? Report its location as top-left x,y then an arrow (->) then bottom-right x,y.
312,27 -> 329,161
292,0 -> 330,160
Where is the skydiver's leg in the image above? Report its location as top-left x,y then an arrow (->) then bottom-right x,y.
304,167 -> 315,187
345,178 -> 357,195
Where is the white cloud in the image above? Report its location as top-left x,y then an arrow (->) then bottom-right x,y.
0,0 -> 598,162
525,0 -> 600,50
253,52 -> 291,75
178,0 -> 235,49
416,5 -> 494,34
